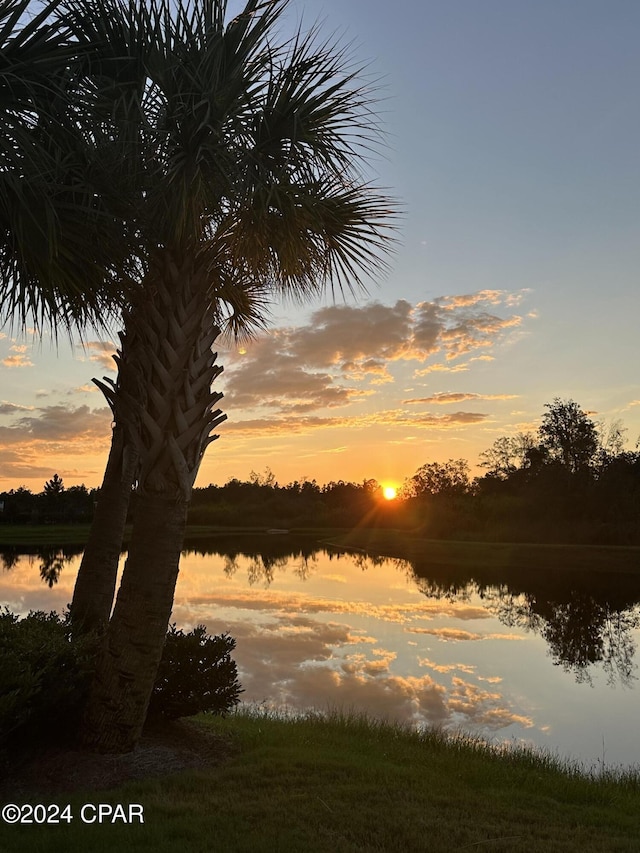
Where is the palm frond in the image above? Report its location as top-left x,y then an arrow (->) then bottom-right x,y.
1,0 -> 398,340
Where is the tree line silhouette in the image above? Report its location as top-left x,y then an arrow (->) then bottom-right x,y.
2,398 -> 640,545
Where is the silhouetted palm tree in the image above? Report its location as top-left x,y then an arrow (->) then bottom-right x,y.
3,0 -> 396,752
0,0 -> 129,333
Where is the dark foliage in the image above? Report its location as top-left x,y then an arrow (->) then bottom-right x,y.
148,624 -> 243,720
0,611 -> 242,757
0,610 -> 96,750
0,480 -> 96,525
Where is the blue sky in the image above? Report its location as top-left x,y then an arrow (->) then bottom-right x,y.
1,0 -> 639,491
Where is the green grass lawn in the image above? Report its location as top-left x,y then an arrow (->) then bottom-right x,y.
1,711 -> 639,852
0,524 -> 342,548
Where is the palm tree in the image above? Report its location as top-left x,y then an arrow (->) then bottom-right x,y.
0,0 -> 130,334
1,0 -> 160,639
7,0 -> 397,752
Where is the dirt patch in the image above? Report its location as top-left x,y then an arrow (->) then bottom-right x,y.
1,718 -> 237,798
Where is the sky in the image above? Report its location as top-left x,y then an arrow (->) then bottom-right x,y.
1,0 -> 639,493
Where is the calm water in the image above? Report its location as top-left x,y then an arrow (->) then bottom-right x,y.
2,536 -> 640,771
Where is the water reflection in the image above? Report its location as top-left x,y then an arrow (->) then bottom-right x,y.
494,592 -> 639,687
183,537 -> 640,689
410,565 -> 640,689
1,545 -> 82,588
2,535 -> 640,767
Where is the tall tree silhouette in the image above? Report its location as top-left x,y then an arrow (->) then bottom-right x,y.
26,0 -> 395,752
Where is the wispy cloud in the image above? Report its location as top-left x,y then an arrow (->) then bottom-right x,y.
221,409 -> 490,437
1,344 -> 33,368
76,341 -> 117,372
403,392 -> 519,405
0,401 -> 34,415
406,626 -> 525,642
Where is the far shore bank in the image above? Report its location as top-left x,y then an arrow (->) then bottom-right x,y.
1,523 -> 639,575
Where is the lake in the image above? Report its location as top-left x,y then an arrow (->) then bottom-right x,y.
2,535 -> 640,772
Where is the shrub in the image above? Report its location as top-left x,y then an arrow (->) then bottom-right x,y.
0,610 -> 242,755
149,624 -> 243,720
0,609 -> 96,749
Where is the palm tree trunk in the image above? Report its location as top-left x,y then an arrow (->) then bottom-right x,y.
69,423 -> 137,635
70,319 -> 144,636
80,251 -> 226,753
80,494 -> 187,752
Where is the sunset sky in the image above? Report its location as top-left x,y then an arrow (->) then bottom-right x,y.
1,0 -> 639,493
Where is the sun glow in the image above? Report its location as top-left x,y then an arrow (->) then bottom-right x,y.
382,486 -> 398,501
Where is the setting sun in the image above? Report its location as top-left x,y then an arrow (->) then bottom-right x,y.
382,486 -> 398,501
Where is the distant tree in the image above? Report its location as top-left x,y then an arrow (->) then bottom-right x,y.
401,459 -> 470,498
478,433 -> 536,479
284,478 -> 321,498
63,485 -> 94,522
249,467 -> 277,488
0,487 -> 34,524
538,398 -> 598,474
43,474 -> 64,497
595,418 -> 627,468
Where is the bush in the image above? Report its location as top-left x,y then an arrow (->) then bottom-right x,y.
0,610 -> 242,756
0,609 -> 96,749
149,624 -> 243,720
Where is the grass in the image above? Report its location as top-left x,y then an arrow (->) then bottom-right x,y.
1,709 -> 639,852
0,524 -> 94,546
0,524 -> 343,548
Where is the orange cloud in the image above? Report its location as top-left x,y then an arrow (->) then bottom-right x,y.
0,404 -> 112,481
220,409 -> 490,437
76,341 -> 117,372
406,626 -> 525,642
403,392 -> 519,405
2,344 -> 33,368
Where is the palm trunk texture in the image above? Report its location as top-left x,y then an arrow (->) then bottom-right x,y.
69,423 -> 137,635
81,252 -> 225,753
70,319 -> 145,635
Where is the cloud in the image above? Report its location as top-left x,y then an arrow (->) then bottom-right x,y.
419,657 -> 477,675
0,450 -> 65,480
341,649 -> 397,676
220,409 -> 490,437
76,341 -> 117,372
413,362 -> 470,376
403,392 -> 519,405
406,626 -> 525,642
411,294 -> 523,361
1,355 -> 34,367
223,338 -> 371,414
0,404 -> 112,482
1,344 -> 33,368
448,677 -> 533,729
5,405 -> 111,444
0,402 -> 34,416
220,291 -> 528,418
289,300 -> 415,367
